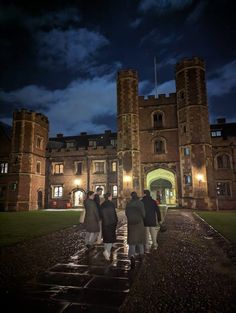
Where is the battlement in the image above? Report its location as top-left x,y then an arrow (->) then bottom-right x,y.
176,57 -> 205,73
139,93 -> 176,105
13,109 -> 49,128
117,69 -> 138,80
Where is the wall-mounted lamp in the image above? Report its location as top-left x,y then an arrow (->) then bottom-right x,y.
196,174 -> 204,186
74,178 -> 81,187
123,175 -> 132,187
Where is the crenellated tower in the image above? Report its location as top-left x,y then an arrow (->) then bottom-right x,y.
117,70 -> 142,208
176,57 -> 215,209
7,109 -> 49,211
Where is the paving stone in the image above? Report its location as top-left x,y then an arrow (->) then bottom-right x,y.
62,303 -> 118,313
38,271 -> 92,287
50,264 -> 89,274
86,276 -> 130,291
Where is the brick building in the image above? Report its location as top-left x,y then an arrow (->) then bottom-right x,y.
0,57 -> 236,211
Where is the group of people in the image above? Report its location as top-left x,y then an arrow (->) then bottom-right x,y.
83,187 -> 162,267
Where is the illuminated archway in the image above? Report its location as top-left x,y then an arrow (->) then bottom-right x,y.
146,168 -> 176,205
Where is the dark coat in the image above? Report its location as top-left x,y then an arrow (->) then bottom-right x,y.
100,200 -> 118,243
125,199 -> 146,245
94,194 -> 102,219
84,199 -> 100,232
141,195 -> 162,227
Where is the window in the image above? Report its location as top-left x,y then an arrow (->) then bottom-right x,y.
216,182 -> 231,196
110,139 -> 117,147
217,154 -> 230,169
53,186 -> 63,198
36,136 -> 43,149
183,147 -> 190,156
66,142 -> 74,148
95,185 -> 105,195
0,185 -> 7,199
211,130 -> 222,137
89,140 -> 97,148
53,163 -> 64,174
75,162 -> 82,175
184,175 -> 192,185
153,113 -> 163,129
154,139 -> 165,154
111,161 -> 117,172
36,161 -> 41,174
0,163 -> 8,174
112,185 -> 118,197
94,161 -> 105,173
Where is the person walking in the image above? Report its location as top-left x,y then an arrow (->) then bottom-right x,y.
94,187 -> 103,244
84,191 -> 100,248
125,191 -> 145,268
142,189 -> 162,252
100,192 -> 118,260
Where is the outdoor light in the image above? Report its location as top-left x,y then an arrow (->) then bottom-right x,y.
123,175 -> 132,187
74,178 -> 81,187
196,174 -> 204,186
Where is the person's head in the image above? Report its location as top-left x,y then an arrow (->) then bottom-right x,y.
87,191 -> 95,199
104,192 -> 112,201
143,189 -> 151,197
131,191 -> 139,200
96,187 -> 103,195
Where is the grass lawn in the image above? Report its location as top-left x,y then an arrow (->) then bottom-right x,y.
0,210 -> 81,247
196,211 -> 236,243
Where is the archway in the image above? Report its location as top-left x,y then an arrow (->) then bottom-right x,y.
37,190 -> 43,209
146,168 -> 177,205
72,189 -> 85,207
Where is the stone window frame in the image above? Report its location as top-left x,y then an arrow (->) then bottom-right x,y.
52,162 -> 64,175
0,162 -> 8,174
183,147 -> 190,156
111,161 -> 117,172
36,161 -> 41,174
74,161 -> 83,175
216,181 -> 231,197
153,137 -> 167,154
52,185 -> 63,198
184,174 -> 192,185
152,110 -> 165,129
111,184 -> 118,197
92,160 -> 106,174
94,184 -> 106,196
36,135 -> 43,150
214,153 -> 232,169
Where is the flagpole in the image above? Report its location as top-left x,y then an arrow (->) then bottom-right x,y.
154,56 -> 158,98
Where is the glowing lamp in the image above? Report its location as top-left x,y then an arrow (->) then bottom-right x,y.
74,178 -> 81,186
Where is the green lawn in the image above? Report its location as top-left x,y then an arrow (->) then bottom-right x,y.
196,211 -> 236,243
0,210 -> 81,247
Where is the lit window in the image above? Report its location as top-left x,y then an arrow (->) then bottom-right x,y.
111,161 -> 117,172
54,163 -> 64,174
36,161 -> 41,174
111,139 -> 117,147
66,142 -> 74,148
94,161 -> 105,173
153,113 -> 163,129
154,139 -> 165,154
112,185 -> 118,197
184,175 -> 192,185
216,182 -> 231,196
95,185 -> 105,195
75,162 -> 82,175
0,163 -> 8,174
183,147 -> 190,156
53,186 -> 63,198
217,154 -> 230,169
211,130 -> 222,137
89,140 -> 97,147
36,136 -> 43,149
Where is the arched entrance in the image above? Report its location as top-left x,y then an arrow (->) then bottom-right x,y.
72,189 -> 85,207
147,168 -> 177,205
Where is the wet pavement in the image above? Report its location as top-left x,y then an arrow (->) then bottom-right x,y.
6,215 -> 142,313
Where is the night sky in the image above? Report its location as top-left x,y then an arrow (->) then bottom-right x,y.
0,0 -> 235,136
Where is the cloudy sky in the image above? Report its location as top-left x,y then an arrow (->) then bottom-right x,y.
0,0 -> 235,136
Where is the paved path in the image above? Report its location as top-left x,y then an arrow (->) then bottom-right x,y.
7,212 -> 140,313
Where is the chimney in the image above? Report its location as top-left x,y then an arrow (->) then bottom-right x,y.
105,130 -> 111,134
56,133 -> 63,138
80,132 -> 87,136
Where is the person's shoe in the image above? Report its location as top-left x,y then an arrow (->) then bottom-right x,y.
130,256 -> 135,269
95,239 -> 102,244
152,243 -> 158,250
103,250 -> 110,261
